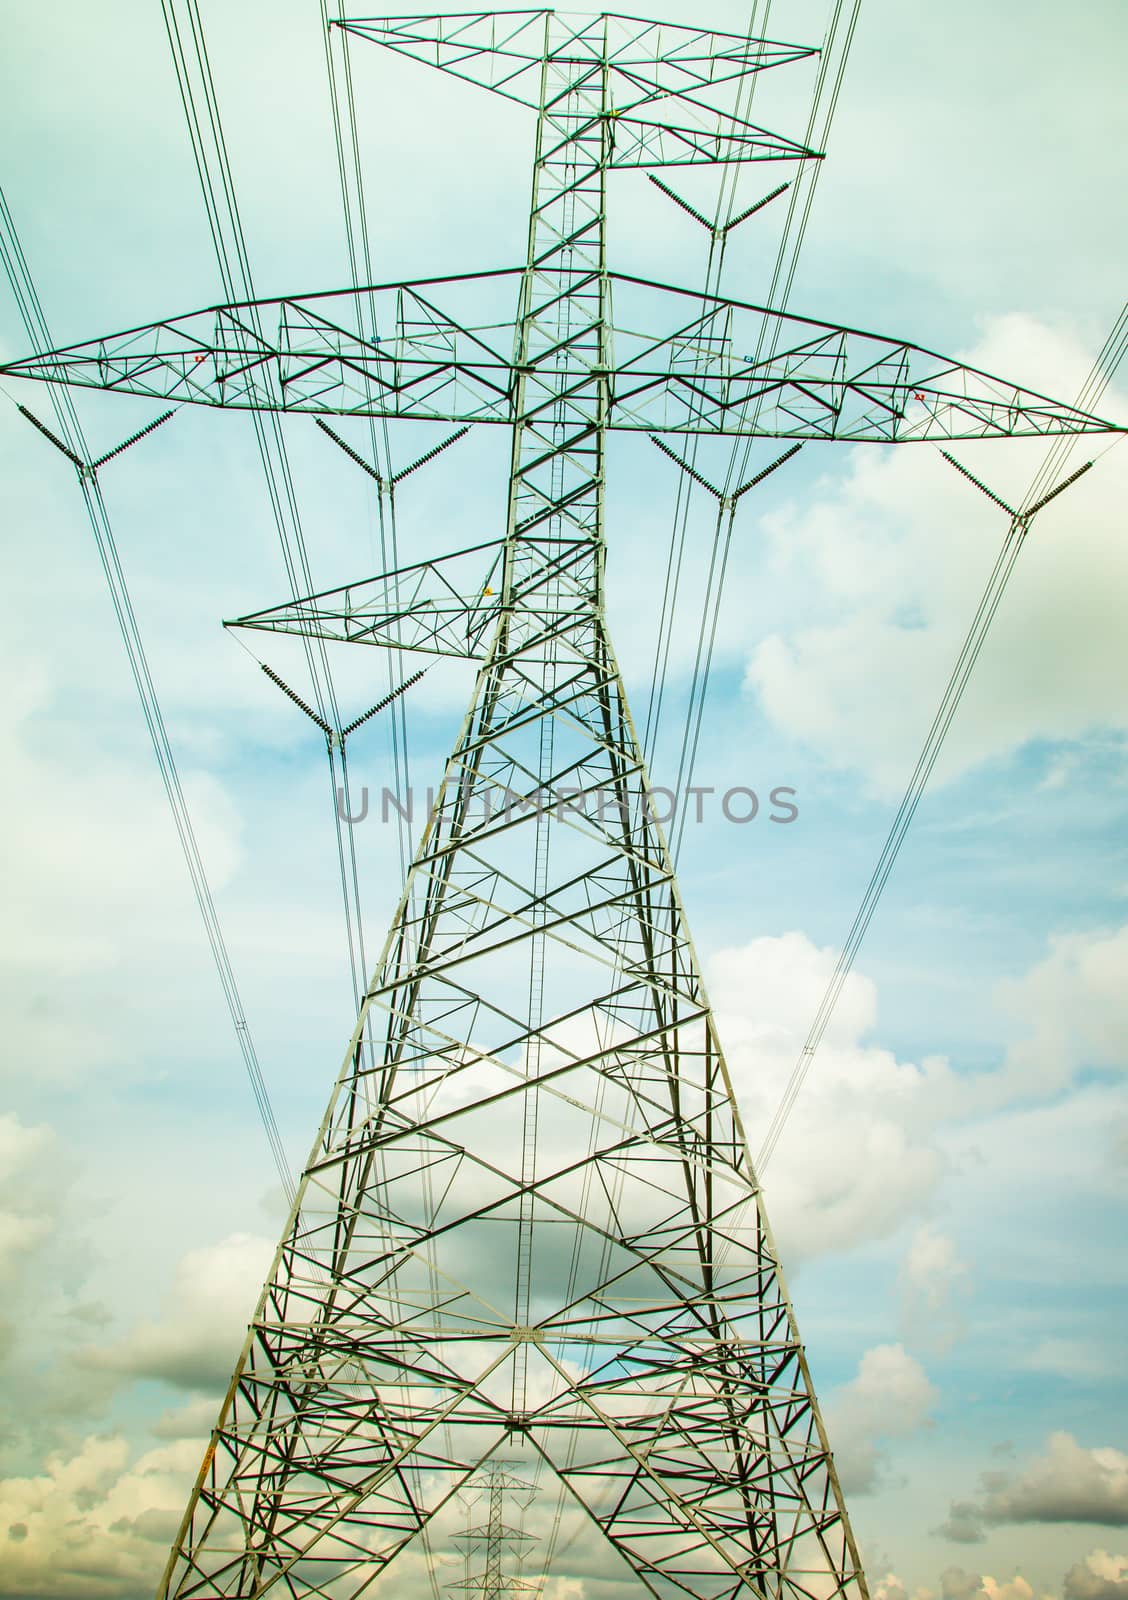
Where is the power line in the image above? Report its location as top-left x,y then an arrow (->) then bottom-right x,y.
322,5 -> 417,892
755,301 -> 1128,1174
643,0 -> 863,825
0,183 -> 295,1206
160,0 -> 386,1026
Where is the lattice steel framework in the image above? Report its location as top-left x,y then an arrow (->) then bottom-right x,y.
451,1464 -> 537,1599
5,11 -> 1120,1600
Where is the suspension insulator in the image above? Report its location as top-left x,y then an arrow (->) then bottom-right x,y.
260,662 -> 332,737
90,408 -> 176,471
18,405 -> 86,471
341,667 -> 427,739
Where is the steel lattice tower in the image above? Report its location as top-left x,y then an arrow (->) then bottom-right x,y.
451,1464 -> 536,1600
4,11 -> 1120,1599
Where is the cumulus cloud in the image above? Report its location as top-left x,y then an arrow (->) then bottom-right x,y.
81,1232 -> 274,1392
939,1434 -> 1128,1543
823,1343 -> 937,1494
941,1503 -> 993,1546
1064,1551 -> 1128,1600
938,1573 -> 1052,1600
0,1425 -> 599,1600
941,1573 -> 986,1600
744,318 -> 1128,796
872,1574 -> 938,1600
710,913 -> 1128,1265
708,932 -> 953,1262
705,912 -> 1128,1293
990,1435 -> 1128,1524
997,926 -> 1128,1099
0,1433 -> 204,1598
873,1577 -> 911,1600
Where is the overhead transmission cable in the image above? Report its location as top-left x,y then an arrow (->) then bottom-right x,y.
321,6 -> 416,894
640,0 -> 782,766
160,0 -> 380,1020
755,301 -> 1128,1175
0,184 -> 295,1206
159,12 -> 440,1560
667,0 -> 862,845
642,0 -> 862,863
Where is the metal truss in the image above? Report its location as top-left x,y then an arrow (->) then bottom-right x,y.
7,10 -> 1120,1600
451,1463 -> 537,1598
337,10 -> 822,165
4,269 -> 1119,440
231,539 -> 506,661
335,11 -> 817,112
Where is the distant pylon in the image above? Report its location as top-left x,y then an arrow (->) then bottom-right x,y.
451,1463 -> 537,1600
4,11 -> 1119,1600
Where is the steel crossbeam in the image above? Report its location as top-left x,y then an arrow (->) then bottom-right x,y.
230,539 -> 506,659
5,270 -> 1120,439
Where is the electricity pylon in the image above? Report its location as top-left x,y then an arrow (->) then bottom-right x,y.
451,1463 -> 537,1600
5,11 -> 1120,1599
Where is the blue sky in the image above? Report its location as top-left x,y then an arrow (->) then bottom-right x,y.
0,1 -> 1126,1596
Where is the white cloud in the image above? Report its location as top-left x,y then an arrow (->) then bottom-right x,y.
150,1396 -> 222,1443
824,1343 -> 937,1494
990,1436 -> 1128,1526
708,916 -> 1128,1264
0,1433 -> 197,1597
941,1574 -> 985,1600
980,1582 -> 1050,1600
709,932 -> 953,1262
940,1435 -> 1128,1544
997,926 -> 1128,1097
939,1574 -> 1052,1600
899,1226 -> 970,1353
873,1579 -> 937,1600
1064,1551 -> 1128,1600
744,319 -> 1128,795
676,918 -> 1128,1291
81,1232 -> 274,1392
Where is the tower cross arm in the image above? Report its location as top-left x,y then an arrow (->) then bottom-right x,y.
228,538 -> 507,660
0,272 -> 522,424
606,275 -> 1127,442
4,272 -> 1122,443
336,10 -> 819,113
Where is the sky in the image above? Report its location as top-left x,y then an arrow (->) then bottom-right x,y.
0,0 -> 1126,1597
